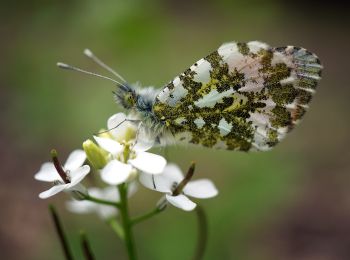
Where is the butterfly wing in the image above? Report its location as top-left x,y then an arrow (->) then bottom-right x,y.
153,41 -> 322,151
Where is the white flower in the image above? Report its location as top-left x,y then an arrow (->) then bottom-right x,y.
66,183 -> 138,219
34,150 -> 90,199
107,112 -> 154,151
139,164 -> 218,211
108,113 -> 136,143
94,113 -> 166,185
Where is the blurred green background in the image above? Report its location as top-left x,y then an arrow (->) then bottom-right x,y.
1,0 -> 350,259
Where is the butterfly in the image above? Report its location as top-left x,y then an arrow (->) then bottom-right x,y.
58,41 -> 322,152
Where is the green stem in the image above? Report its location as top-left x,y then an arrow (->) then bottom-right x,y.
49,205 -> 74,260
192,205 -> 208,260
118,184 -> 137,260
131,207 -> 164,225
84,194 -> 121,208
80,231 -> 95,260
107,218 -> 125,240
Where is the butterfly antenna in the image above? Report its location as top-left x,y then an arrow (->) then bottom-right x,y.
57,62 -> 127,88
94,119 -> 127,135
94,118 -> 141,135
84,49 -> 127,83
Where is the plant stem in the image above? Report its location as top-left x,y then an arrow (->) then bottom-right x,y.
49,205 -> 74,260
192,205 -> 208,260
131,207 -> 164,225
84,194 -> 121,208
118,183 -> 137,260
108,218 -> 125,240
80,231 -> 95,260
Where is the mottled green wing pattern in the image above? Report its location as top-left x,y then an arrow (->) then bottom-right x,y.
153,41 -> 322,151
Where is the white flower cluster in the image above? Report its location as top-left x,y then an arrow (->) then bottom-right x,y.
35,113 -> 218,217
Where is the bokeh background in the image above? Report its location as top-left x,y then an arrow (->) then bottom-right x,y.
1,0 -> 350,259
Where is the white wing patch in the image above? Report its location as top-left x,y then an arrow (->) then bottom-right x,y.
194,117 -> 205,129
247,41 -> 269,53
194,88 -> 234,108
248,112 -> 270,126
157,76 -> 188,107
218,42 -> 240,60
271,51 -> 294,67
218,118 -> 232,136
192,59 -> 212,84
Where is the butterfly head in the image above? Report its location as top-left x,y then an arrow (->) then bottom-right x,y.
113,84 -> 138,110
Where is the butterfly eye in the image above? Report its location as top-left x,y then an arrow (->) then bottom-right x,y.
124,93 -> 136,107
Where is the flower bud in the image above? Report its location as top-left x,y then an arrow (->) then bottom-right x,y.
83,139 -> 108,169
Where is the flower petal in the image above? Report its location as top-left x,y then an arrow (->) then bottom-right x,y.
66,200 -> 95,214
107,113 -> 126,134
96,205 -> 118,219
108,112 -> 126,126
139,173 -> 172,193
133,139 -> 154,153
64,150 -> 86,171
101,160 -> 133,185
133,126 -> 154,152
34,162 -> 59,182
87,187 -> 104,198
108,113 -> 137,142
165,194 -> 196,211
67,183 -> 87,196
127,182 -> 138,198
69,165 -> 90,186
94,136 -> 123,155
138,164 -> 183,192
129,152 -> 166,174
183,179 -> 218,199
161,164 -> 184,183
100,186 -> 120,201
88,187 -> 119,218
39,184 -> 68,199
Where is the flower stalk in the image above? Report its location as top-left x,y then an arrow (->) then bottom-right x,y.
131,206 -> 164,226
80,231 -> 95,260
49,205 -> 74,260
193,205 -> 208,260
83,194 -> 121,208
108,218 -> 125,240
118,183 -> 137,260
